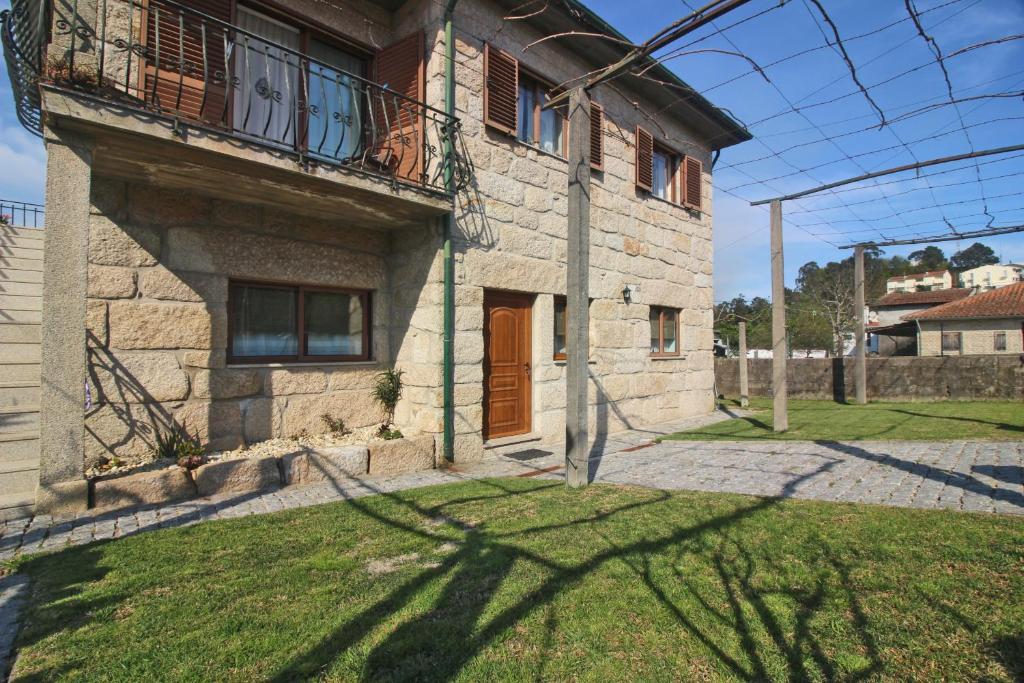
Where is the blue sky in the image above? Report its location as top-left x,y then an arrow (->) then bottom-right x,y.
2,0 -> 1023,302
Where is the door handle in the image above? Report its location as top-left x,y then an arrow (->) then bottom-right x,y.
523,362 -> 531,378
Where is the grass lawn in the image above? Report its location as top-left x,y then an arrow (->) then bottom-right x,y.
8,479 -> 1024,682
661,398 -> 1024,442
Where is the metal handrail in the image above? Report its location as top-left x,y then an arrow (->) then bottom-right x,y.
4,0 -> 468,194
0,199 -> 45,228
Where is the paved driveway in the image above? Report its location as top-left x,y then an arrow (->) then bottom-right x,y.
3,412 -> 1022,562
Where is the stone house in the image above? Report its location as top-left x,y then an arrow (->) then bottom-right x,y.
2,0 -> 749,514
906,282 -> 1024,356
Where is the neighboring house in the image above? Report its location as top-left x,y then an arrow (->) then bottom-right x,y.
958,263 -> 1024,291
1,0 -> 750,514
905,282 -> 1024,356
867,288 -> 971,356
886,270 -> 953,293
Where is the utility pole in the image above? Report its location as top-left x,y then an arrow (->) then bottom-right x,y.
565,86 -> 591,488
738,321 -> 748,408
854,245 -> 866,404
770,200 -> 787,432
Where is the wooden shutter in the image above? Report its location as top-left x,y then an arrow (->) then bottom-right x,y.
590,102 -> 604,171
683,156 -> 703,210
635,125 -> 653,192
143,0 -> 232,123
484,43 -> 518,135
373,32 -> 425,183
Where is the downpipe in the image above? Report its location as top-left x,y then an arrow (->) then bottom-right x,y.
441,0 -> 459,462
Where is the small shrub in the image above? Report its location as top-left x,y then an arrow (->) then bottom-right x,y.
372,368 -> 404,431
320,413 -> 349,435
0,214 -> 10,226
377,427 -> 403,440
153,422 -> 206,468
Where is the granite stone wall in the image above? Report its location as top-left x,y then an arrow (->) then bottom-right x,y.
83,176 -> 440,470
715,356 -> 1024,401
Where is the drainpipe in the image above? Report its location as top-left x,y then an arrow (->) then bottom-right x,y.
441,0 -> 459,462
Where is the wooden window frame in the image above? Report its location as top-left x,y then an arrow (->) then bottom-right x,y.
516,69 -> 567,158
649,306 -> 681,357
994,331 -> 1007,351
553,295 -> 567,360
651,142 -> 680,203
227,279 -> 372,364
940,330 -> 961,354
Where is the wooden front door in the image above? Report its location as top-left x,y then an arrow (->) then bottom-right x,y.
483,291 -> 533,440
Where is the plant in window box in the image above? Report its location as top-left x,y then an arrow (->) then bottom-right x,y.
372,368 -> 404,440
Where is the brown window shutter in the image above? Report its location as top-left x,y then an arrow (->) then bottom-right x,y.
144,0 -> 232,123
373,31 -> 426,183
590,102 -> 604,171
684,156 -> 703,210
635,125 -> 653,192
484,43 -> 518,135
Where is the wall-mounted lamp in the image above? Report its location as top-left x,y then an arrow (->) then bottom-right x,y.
622,284 -> 636,304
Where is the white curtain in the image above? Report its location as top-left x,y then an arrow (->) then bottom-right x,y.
233,7 -> 301,147
307,40 -> 366,161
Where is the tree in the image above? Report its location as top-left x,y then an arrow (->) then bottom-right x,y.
796,259 -> 856,357
950,242 -> 998,271
908,245 -> 947,270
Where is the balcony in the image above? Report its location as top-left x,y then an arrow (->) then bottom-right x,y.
3,0 -> 470,221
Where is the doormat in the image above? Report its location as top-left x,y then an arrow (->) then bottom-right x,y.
504,448 -> 554,462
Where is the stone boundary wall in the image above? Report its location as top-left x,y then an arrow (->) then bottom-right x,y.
715,356 -> 1024,401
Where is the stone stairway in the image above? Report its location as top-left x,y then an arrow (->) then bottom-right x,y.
0,225 -> 42,520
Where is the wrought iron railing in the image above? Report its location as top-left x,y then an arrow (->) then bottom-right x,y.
2,0 -> 469,195
0,199 -> 45,228
1,0 -> 48,136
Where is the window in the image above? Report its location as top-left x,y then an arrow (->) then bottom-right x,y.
651,145 -> 678,201
649,307 -> 680,356
554,296 -> 567,360
994,331 -> 1007,351
941,331 -> 961,354
516,72 -> 565,156
229,281 -> 370,362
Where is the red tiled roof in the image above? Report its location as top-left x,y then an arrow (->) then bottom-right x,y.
887,270 -> 950,282
905,282 -> 1024,320
874,288 -> 971,307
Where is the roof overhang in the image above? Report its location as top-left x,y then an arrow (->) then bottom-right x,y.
484,0 -> 752,151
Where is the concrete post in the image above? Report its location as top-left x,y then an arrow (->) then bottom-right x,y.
36,126 -> 93,514
854,245 -> 867,404
738,321 -> 748,408
565,87 -> 591,488
770,200 -> 787,432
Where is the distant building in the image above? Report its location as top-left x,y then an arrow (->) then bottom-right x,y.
886,270 -> 953,293
905,282 -> 1024,356
868,288 -> 971,356
958,263 -> 1024,292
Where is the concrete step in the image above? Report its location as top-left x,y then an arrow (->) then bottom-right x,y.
0,295 -> 41,312
0,234 -> 44,250
0,311 -> 41,324
0,363 -> 40,384
0,491 -> 35,521
0,325 -> 39,344
0,269 -> 42,285
0,459 -> 40,492
0,281 -> 43,296
0,246 -> 42,260
0,409 -> 39,434
0,386 -> 39,410
0,345 -> 40,364
0,432 -> 39,460
0,258 -> 42,272
0,226 -> 43,241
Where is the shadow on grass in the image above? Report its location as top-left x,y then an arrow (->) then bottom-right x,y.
8,456 -> 892,679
